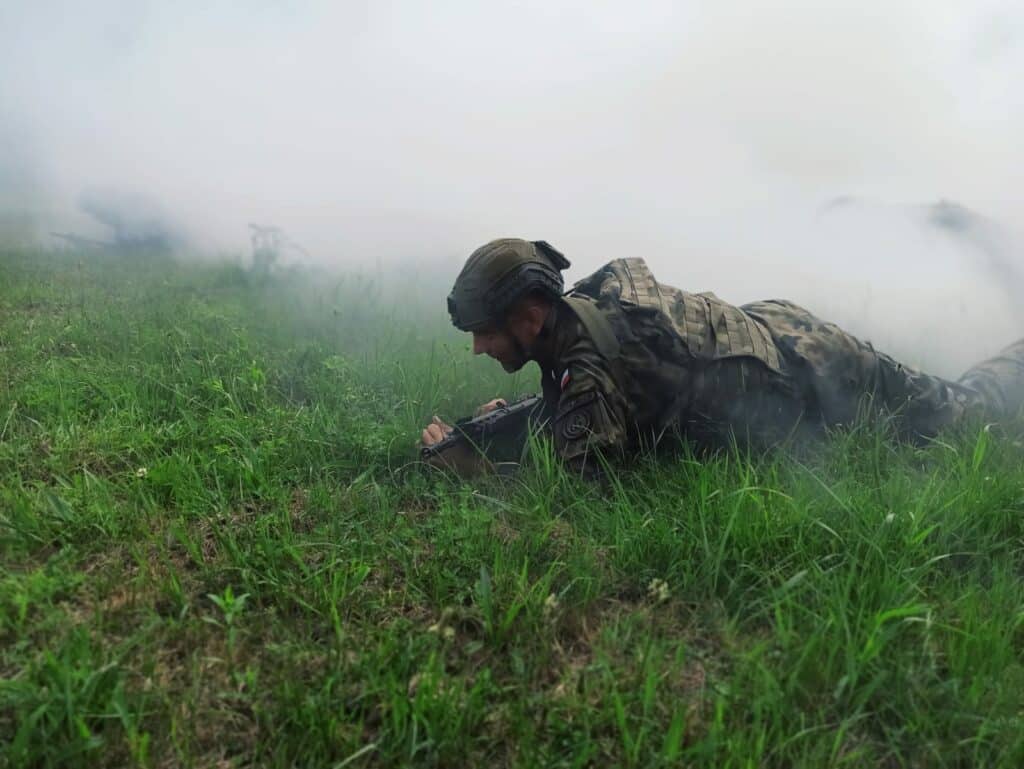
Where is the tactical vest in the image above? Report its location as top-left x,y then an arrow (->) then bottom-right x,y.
566,258 -> 783,372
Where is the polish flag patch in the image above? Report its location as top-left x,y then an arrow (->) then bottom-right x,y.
560,368 -> 571,391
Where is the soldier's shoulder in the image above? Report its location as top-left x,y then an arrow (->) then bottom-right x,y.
555,293 -> 622,362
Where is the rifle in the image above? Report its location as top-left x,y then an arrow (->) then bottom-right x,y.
50,232 -> 114,250
420,394 -> 547,465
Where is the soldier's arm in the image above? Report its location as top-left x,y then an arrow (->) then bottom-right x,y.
551,347 -> 631,476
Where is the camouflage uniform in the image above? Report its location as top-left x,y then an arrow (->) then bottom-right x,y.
537,258 -> 1024,464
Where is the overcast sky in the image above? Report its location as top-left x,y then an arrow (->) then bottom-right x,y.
2,0 -> 1022,371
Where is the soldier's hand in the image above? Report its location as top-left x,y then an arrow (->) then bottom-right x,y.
419,415 -> 493,477
421,416 -> 453,447
474,398 -> 507,417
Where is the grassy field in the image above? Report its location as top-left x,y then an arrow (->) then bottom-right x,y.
2,247 -> 1024,768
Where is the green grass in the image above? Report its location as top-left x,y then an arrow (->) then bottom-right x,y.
2,247 -> 1024,767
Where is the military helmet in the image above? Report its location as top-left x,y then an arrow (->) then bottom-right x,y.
447,238 -> 571,331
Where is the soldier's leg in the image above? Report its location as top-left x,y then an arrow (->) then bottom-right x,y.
868,350 -> 981,437
744,300 -> 979,438
957,338 -> 1024,419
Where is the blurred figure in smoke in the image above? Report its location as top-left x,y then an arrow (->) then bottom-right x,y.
78,187 -> 187,254
422,238 -> 1024,476
248,223 -> 309,275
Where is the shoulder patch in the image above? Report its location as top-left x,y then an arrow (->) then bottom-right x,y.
561,408 -> 592,441
554,391 -> 599,441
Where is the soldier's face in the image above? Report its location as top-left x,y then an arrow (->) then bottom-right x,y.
470,298 -> 550,373
471,326 -> 528,372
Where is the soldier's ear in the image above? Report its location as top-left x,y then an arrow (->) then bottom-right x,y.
526,296 -> 552,335
505,294 -> 546,334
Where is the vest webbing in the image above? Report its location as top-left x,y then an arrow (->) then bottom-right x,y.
563,295 -> 621,361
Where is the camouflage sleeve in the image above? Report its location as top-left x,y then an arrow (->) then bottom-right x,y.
551,340 -> 631,469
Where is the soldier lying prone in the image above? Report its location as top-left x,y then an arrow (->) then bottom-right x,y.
420,238 -> 1024,478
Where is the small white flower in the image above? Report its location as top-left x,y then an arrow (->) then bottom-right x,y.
884,513 -> 895,524
543,593 -> 560,616
428,619 -> 455,640
135,467 -> 148,478
647,578 -> 670,603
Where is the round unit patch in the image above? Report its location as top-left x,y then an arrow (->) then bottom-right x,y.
561,408 -> 592,440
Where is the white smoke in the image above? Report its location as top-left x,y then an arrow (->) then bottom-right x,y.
1,0 -> 1022,372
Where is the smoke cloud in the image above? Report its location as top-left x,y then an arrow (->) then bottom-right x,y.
2,0 -> 1022,374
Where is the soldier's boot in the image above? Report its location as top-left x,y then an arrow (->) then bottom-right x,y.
957,338 -> 1024,419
